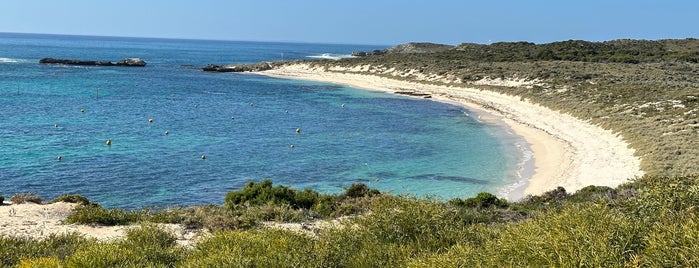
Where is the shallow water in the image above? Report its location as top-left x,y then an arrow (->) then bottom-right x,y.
0,33 -> 527,208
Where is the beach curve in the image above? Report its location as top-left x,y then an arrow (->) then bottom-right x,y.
256,63 -> 644,199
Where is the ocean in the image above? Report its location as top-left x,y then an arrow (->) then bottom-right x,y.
0,33 -> 528,208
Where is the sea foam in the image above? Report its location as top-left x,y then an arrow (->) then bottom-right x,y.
306,53 -> 355,60
0,57 -> 26,63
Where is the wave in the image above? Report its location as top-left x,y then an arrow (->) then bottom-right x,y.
0,57 -> 28,63
306,53 -> 355,60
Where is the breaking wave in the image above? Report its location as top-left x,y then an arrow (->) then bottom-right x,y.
0,57 -> 28,63
306,53 -> 355,60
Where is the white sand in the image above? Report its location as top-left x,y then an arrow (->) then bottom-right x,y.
0,202 -> 201,246
257,63 -> 644,198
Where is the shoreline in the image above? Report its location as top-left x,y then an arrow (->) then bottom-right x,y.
256,63 -> 644,199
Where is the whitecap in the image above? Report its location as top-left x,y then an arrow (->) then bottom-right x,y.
0,57 -> 27,63
306,53 -> 355,60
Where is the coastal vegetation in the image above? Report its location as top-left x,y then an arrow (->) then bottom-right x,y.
2,176 -> 699,267
3,39 -> 699,266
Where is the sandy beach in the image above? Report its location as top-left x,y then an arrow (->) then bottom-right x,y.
257,63 -> 644,198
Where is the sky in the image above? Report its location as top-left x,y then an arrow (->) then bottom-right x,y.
2,0 -> 698,45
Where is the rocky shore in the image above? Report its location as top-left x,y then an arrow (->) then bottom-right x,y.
202,62 -> 273,72
39,57 -> 147,67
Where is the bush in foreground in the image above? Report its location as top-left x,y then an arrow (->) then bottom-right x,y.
5,176 -> 699,267
65,203 -> 144,225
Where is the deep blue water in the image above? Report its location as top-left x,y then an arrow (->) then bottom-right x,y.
0,33 -> 527,208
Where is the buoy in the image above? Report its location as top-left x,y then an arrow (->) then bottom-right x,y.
80,109 -> 85,113
105,139 -> 112,146
341,103 -> 345,108
295,128 -> 301,134
56,156 -> 62,161
249,102 -> 254,106
164,130 -> 169,135
201,154 -> 206,160
54,123 -> 58,128
230,116 -> 235,120
290,144 -> 295,149
148,118 -> 154,123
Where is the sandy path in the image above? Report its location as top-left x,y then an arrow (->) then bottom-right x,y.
257,63 -> 644,198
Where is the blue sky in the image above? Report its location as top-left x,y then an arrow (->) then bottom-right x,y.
2,0 -> 697,45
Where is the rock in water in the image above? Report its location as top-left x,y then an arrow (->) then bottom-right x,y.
39,57 -> 147,67
116,58 -> 147,66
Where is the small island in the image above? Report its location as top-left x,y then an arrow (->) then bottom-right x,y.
39,57 -> 147,67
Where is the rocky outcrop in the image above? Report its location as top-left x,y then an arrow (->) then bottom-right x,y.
202,62 -> 273,72
116,58 -> 147,66
39,58 -> 146,67
352,42 -> 453,57
386,42 -> 454,54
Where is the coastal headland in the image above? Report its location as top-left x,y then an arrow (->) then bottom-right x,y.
256,63 -> 645,198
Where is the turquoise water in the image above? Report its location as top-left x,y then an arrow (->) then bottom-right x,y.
0,33 -> 527,208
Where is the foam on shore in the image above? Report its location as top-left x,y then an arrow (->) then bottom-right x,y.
256,63 -> 644,199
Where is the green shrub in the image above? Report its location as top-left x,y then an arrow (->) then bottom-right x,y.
0,233 -> 88,267
147,207 -> 187,224
519,186 -> 569,207
568,185 -> 618,203
224,179 -> 298,208
10,193 -> 43,204
64,243 -> 145,268
65,203 -> 143,225
351,195 -> 466,251
16,257 -> 61,268
177,205 -> 256,231
429,204 -> 641,267
50,194 -> 91,206
123,223 -> 176,249
120,223 -> 182,266
315,227 -> 413,267
181,229 -> 316,267
639,210 -> 699,267
343,183 -> 380,198
294,188 -> 320,209
461,192 -> 509,209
